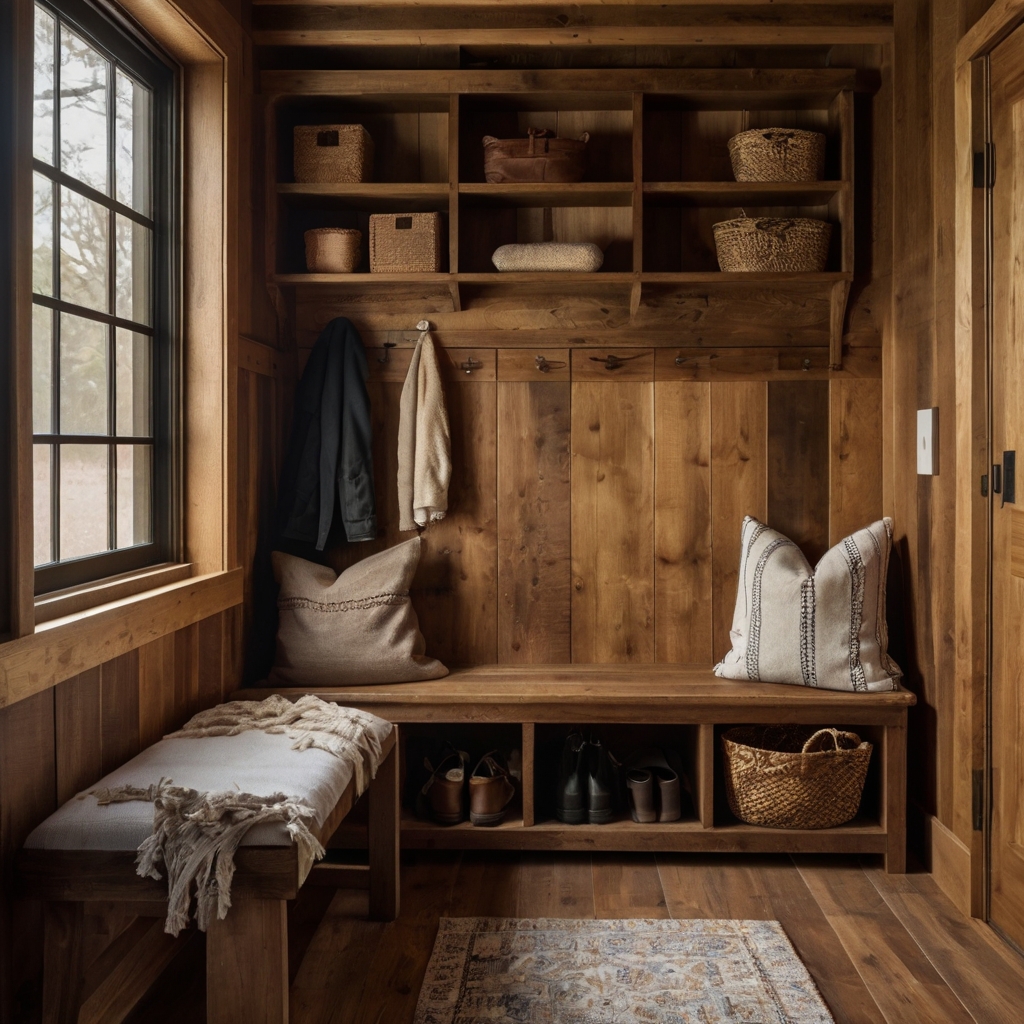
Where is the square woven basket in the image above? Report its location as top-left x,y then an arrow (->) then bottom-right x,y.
369,212 -> 444,273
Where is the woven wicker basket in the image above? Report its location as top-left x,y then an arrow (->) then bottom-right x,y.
305,228 -> 362,273
713,217 -> 831,273
722,726 -> 872,830
369,212 -> 443,273
293,125 -> 373,184
727,128 -> 825,182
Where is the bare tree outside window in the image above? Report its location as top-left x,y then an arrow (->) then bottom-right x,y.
31,0 -> 173,591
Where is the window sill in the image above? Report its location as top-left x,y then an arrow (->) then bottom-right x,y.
0,567 -> 244,710
35,563 -> 195,625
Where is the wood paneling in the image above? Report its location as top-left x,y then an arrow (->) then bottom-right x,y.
497,382 -> 571,663
710,381 -> 768,662
414,378 -> 499,666
654,381 -> 712,663
767,380 -> 830,564
829,378 -> 883,544
571,382 -> 655,663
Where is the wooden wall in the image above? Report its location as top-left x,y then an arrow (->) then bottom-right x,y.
318,351 -> 883,669
890,0 -> 994,912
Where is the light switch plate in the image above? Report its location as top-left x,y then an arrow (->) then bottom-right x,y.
917,408 -> 939,475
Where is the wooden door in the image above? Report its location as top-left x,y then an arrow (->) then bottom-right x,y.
989,27 -> 1024,950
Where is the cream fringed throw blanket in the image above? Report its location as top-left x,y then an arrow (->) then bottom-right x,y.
398,326 -> 451,531
86,696 -> 389,936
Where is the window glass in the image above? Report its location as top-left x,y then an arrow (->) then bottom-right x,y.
33,8 -> 55,164
59,25 -> 108,193
32,1 -> 171,587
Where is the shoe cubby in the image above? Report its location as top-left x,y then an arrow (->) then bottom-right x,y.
277,665 -> 910,861
532,724 -> 702,829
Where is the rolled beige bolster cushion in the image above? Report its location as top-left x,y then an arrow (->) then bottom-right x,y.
491,241 -> 604,273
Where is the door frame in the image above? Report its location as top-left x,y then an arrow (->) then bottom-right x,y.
954,0 -> 1024,921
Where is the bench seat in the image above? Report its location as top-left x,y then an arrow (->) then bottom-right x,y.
18,707 -> 400,1024
243,664 -> 915,872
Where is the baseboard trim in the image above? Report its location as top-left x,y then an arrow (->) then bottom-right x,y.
923,813 -> 974,917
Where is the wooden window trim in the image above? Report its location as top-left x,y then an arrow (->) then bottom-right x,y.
5,0 -> 242,638
0,566 -> 243,709
34,560 -> 193,624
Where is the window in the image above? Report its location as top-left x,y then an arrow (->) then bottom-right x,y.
31,0 -> 176,594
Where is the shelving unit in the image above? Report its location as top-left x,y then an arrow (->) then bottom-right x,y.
263,68 -> 860,366
247,666 -> 914,868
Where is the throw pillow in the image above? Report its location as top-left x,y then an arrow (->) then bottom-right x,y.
270,536 -> 448,686
714,517 -> 902,692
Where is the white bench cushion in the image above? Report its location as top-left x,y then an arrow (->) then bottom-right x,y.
25,720 -> 390,851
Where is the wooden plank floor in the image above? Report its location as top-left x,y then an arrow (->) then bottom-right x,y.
127,853 -> 1024,1024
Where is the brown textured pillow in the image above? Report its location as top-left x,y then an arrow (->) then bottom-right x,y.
270,537 -> 448,686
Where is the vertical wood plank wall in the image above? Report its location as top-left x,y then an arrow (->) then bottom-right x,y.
324,361 -> 883,668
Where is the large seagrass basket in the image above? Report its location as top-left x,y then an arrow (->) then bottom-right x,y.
714,217 -> 831,273
727,128 -> 825,182
721,726 -> 872,829
294,124 -> 373,183
305,228 -> 362,273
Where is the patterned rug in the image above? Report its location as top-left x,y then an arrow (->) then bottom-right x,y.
414,917 -> 834,1024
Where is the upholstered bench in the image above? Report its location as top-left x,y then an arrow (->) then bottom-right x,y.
17,696 -> 399,1024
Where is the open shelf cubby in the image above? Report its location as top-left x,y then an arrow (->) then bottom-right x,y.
296,666 -> 910,862
263,69 -> 861,366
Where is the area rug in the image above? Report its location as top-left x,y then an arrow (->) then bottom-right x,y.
413,917 -> 834,1024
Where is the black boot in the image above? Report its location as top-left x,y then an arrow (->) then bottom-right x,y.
555,732 -> 587,824
587,738 -> 616,825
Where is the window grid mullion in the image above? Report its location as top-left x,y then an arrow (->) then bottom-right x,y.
50,13 -> 61,565
107,56 -> 117,551
32,160 -> 156,230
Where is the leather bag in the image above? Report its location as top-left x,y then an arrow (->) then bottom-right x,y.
482,127 -> 590,183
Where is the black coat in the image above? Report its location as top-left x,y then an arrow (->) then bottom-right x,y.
276,317 -> 376,549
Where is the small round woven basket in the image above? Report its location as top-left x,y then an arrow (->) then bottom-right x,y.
713,217 -> 831,273
727,128 -> 825,182
305,228 -> 362,273
722,726 -> 873,830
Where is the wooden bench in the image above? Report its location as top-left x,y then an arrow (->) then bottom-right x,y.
17,727 -> 399,1024
246,665 -> 916,872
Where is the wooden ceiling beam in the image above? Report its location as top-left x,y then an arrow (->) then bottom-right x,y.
252,4 -> 894,47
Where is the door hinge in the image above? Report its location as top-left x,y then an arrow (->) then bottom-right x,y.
974,142 -> 996,188
972,768 -> 985,831
981,473 -> 989,497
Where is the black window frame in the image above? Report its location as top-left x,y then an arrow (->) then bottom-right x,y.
32,0 -> 178,596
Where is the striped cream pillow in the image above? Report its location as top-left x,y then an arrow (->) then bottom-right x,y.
714,517 -> 902,692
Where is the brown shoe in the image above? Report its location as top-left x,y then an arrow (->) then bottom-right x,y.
469,751 -> 516,826
428,750 -> 468,825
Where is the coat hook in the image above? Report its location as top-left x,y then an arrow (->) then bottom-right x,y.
416,320 -> 430,332
535,355 -> 566,373
674,354 -> 687,366
378,342 -> 396,364
461,357 -> 483,375
802,358 -> 812,371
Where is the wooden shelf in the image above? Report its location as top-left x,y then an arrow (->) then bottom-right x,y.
382,811 -> 887,853
266,73 -> 857,364
643,181 -> 848,206
276,181 -> 449,210
271,271 -> 851,287
459,182 -> 634,207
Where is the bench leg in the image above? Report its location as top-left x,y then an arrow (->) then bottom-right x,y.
207,898 -> 289,1024
369,734 -> 400,921
883,719 -> 908,873
42,901 -> 85,1024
